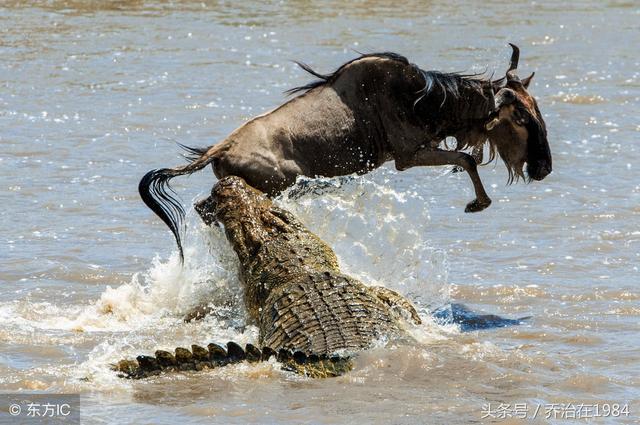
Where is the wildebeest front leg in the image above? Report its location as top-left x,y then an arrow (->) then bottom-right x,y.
396,149 -> 491,212
470,145 -> 484,165
452,145 -> 483,173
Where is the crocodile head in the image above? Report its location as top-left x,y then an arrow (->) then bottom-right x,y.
195,176 -> 297,265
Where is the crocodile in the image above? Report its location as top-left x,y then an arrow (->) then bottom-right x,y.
114,176 -> 422,379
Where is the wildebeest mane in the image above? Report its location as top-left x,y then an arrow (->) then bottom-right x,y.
287,52 -> 491,111
415,70 -> 489,108
414,70 -> 496,164
285,52 -> 410,95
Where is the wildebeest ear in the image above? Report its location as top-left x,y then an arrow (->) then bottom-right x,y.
491,77 -> 506,92
522,72 -> 535,89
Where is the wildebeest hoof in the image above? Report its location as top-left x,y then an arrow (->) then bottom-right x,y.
464,198 -> 491,213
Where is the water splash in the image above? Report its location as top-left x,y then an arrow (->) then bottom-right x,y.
3,170 -> 453,335
1,170 -> 456,388
278,170 -> 452,311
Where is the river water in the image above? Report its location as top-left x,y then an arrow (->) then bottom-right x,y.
1,1 -> 638,424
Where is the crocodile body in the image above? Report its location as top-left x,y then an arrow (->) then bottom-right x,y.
114,176 -> 420,378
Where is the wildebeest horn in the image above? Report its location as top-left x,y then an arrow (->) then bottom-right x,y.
507,43 -> 520,72
492,43 -> 521,90
506,43 -> 521,82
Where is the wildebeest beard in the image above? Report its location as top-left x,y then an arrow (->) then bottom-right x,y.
489,99 -> 550,184
524,104 -> 551,182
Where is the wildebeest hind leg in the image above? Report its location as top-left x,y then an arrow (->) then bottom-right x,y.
217,153 -> 299,197
395,149 -> 491,213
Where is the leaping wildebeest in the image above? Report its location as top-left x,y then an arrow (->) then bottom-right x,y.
139,44 -> 552,259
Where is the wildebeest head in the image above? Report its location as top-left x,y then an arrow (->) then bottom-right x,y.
485,44 -> 552,183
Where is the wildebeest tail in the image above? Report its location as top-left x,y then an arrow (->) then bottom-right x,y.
138,143 -> 221,261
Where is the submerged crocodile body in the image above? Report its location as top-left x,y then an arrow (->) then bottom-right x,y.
114,176 -> 421,379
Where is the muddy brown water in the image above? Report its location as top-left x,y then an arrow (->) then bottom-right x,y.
1,1 -> 639,424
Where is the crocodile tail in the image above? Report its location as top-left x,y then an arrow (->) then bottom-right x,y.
138,143 -> 222,262
278,350 -> 353,378
111,341 -> 352,379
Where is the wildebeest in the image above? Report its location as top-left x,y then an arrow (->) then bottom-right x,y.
139,44 -> 552,259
